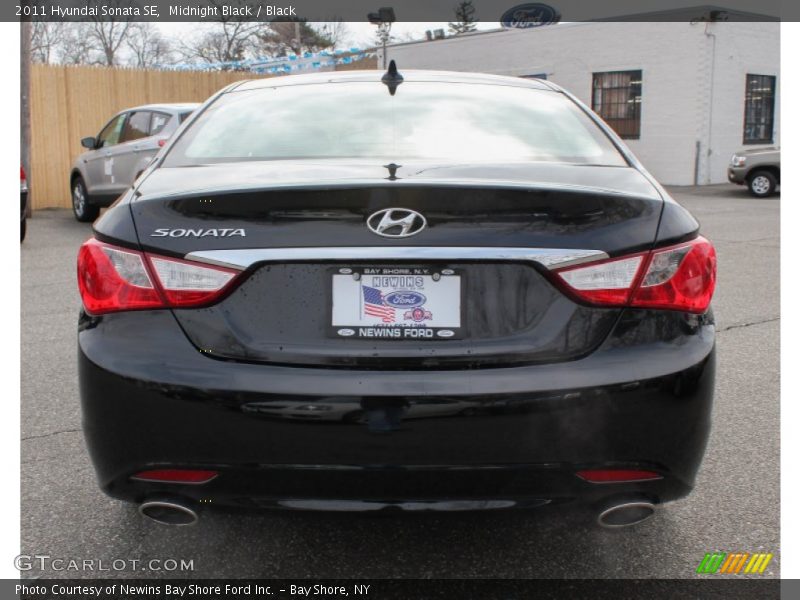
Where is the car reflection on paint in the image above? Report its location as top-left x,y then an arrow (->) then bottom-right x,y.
241,397 -> 482,423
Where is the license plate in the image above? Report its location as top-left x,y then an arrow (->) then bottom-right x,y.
330,266 -> 462,340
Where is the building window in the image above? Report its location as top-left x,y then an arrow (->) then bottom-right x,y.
743,74 -> 776,144
592,70 -> 642,139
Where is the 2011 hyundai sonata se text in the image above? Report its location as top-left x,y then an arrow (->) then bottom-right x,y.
77,65 -> 717,527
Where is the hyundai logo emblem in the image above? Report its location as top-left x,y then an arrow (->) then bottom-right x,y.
366,208 -> 427,238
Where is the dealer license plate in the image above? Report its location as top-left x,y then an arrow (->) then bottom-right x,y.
330,266 -> 462,340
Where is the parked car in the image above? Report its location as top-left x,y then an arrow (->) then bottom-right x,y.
76,66 -> 717,527
728,147 -> 780,197
20,165 -> 28,242
70,103 -> 199,222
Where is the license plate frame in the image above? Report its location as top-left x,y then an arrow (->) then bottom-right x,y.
328,265 -> 464,341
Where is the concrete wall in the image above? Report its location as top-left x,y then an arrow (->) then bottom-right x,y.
385,22 -> 779,186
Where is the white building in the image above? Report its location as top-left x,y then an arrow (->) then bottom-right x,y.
383,22 -> 779,185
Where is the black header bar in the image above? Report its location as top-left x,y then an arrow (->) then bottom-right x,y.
9,0 -> 784,23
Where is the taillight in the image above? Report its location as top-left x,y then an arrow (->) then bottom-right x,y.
576,469 -> 663,483
77,238 -> 239,315
631,238 -> 717,312
20,166 -> 27,192
148,255 -> 236,306
77,241 -> 163,313
553,236 -> 716,313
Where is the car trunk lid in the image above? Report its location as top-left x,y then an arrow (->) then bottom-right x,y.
130,162 -> 663,369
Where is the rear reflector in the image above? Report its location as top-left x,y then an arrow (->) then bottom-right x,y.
77,238 -> 240,315
553,236 -> 716,313
131,469 -> 219,484
576,469 -> 663,483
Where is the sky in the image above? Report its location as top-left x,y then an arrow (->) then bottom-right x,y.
156,21 -> 499,51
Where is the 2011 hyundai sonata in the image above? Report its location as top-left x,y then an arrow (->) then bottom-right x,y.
77,65 -> 716,527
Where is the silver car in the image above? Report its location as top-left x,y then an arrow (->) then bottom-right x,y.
728,146 -> 780,197
70,103 -> 198,221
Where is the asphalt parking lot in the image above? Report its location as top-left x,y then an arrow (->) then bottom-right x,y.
20,185 -> 779,579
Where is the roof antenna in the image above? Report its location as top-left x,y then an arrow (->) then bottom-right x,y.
381,60 -> 403,96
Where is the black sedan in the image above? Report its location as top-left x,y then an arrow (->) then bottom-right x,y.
76,65 -> 716,528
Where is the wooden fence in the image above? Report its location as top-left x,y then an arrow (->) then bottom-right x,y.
28,58 -> 377,210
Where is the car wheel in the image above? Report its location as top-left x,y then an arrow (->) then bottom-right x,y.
72,177 -> 100,222
748,171 -> 777,198
20,216 -> 26,242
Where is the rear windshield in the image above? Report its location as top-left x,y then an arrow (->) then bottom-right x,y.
163,81 -> 627,167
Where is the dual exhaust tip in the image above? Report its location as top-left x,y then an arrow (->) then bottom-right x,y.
597,498 -> 656,528
138,496 -> 656,528
139,497 -> 198,526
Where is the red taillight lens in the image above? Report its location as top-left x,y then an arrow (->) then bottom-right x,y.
576,469 -> 663,483
631,237 -> 717,313
20,166 -> 26,183
131,469 -> 218,484
77,239 -> 239,315
77,239 -> 163,314
553,236 -> 716,313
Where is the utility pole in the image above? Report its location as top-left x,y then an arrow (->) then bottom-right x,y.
367,7 -> 396,69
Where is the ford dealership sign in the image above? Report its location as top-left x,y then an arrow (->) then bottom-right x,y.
501,3 -> 561,28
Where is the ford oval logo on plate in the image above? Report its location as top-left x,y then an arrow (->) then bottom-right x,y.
384,291 -> 427,308
437,330 -> 455,338
337,328 -> 356,337
500,3 -> 560,28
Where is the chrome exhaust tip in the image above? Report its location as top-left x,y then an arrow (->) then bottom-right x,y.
139,498 -> 198,526
597,500 -> 656,528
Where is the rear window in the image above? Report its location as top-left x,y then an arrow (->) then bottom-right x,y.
121,111 -> 151,143
163,81 -> 627,167
150,112 -> 171,135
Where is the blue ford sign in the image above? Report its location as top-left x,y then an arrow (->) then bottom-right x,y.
384,291 -> 427,309
501,3 -> 561,28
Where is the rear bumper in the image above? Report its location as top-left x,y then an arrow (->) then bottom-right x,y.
79,309 -> 715,510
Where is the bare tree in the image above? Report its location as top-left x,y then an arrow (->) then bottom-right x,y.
57,24 -> 97,65
178,27 -> 253,66
314,20 -> 351,50
449,1 -> 478,35
126,23 -> 172,68
253,19 -> 334,56
178,0 -> 263,68
87,20 -> 134,66
30,22 -> 65,64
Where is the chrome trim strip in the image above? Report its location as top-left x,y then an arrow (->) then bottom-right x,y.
185,247 -> 608,271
